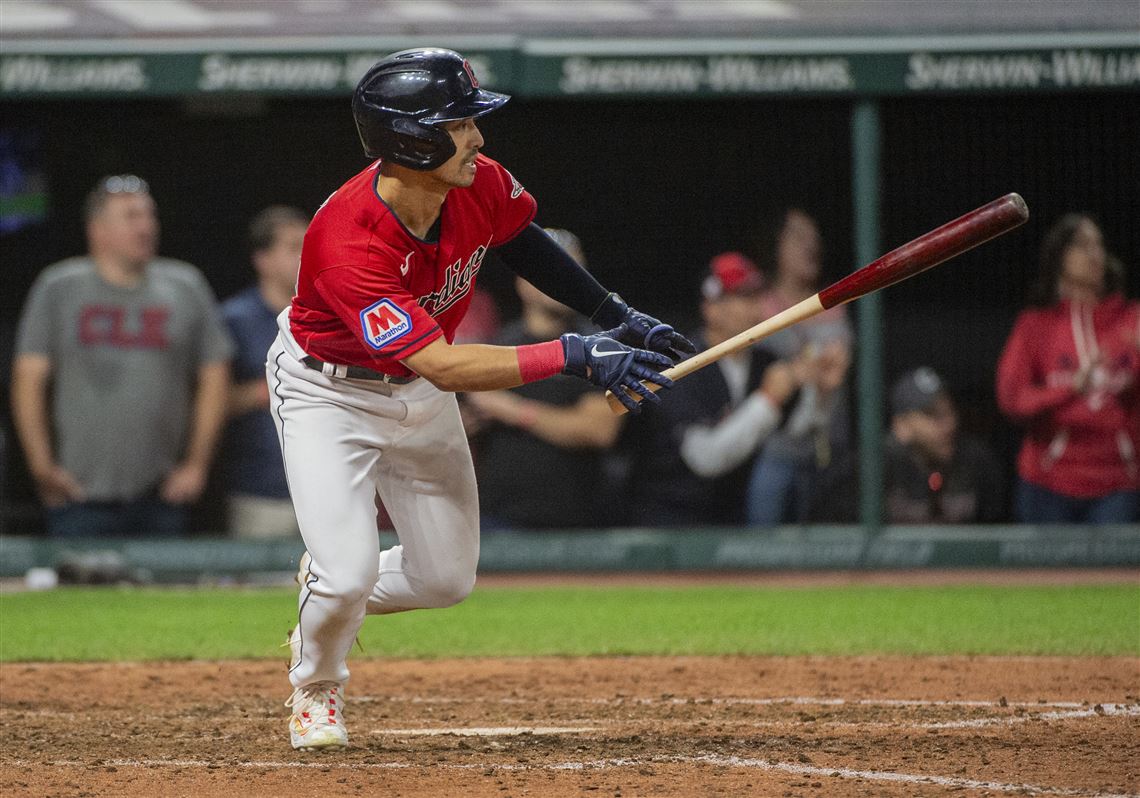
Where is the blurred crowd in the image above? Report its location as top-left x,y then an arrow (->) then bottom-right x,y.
7,176 -> 1139,538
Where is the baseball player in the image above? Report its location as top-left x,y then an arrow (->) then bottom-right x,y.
270,48 -> 694,750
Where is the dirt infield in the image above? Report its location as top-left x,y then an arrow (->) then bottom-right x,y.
4,655 -> 1137,797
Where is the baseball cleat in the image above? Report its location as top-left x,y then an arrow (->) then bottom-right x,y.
287,681 -> 348,751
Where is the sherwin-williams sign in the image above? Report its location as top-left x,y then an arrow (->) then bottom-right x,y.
0,49 -> 513,96
1,41 -> 1136,98
523,47 -> 1140,97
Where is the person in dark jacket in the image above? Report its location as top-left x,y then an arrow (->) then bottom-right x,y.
810,367 -> 1005,524
884,368 -> 1005,523
627,252 -> 799,526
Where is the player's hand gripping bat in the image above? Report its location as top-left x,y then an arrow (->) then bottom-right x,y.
605,193 -> 1029,414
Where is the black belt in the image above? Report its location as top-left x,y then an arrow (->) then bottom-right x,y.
302,356 -> 418,384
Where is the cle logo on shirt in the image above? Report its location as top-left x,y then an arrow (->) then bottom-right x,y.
360,299 -> 411,349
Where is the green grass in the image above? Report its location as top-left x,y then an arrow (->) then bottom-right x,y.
1,585 -> 1137,662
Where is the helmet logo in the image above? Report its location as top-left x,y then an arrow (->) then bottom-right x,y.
462,59 -> 479,89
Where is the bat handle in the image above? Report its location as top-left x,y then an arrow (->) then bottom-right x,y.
604,367 -> 678,415
605,382 -> 659,415
604,295 -> 823,415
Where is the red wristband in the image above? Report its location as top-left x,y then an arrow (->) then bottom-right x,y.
516,340 -> 565,383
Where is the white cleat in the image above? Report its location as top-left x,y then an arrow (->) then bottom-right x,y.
287,681 -> 348,751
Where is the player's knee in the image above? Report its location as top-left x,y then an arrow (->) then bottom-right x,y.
417,569 -> 476,608
317,567 -> 378,606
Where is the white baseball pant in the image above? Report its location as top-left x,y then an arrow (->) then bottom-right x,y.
267,314 -> 480,688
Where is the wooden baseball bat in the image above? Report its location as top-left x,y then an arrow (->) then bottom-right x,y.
606,192 -> 1029,414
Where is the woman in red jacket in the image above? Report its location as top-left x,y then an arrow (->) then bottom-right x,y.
996,214 -> 1139,523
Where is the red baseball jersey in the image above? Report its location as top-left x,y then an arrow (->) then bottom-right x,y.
289,154 -> 536,377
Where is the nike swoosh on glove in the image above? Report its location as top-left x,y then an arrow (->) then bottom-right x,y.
561,325 -> 675,414
591,293 -> 696,361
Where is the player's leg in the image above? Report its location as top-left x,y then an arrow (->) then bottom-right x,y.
268,343 -> 394,689
365,384 -> 480,615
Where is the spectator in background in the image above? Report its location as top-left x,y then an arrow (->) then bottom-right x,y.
809,368 -> 1005,523
221,206 -> 308,538
464,229 -> 623,529
10,175 -> 233,537
996,214 -> 1139,523
885,368 -> 1004,522
746,209 -> 853,525
626,253 -> 800,526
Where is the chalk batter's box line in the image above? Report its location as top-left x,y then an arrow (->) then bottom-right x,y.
7,756 -> 1135,798
369,702 -> 1140,735
353,694 -> 1125,709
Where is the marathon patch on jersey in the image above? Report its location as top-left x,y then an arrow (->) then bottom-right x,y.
360,299 -> 412,350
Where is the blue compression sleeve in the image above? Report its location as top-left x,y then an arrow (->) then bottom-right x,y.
493,223 -> 613,321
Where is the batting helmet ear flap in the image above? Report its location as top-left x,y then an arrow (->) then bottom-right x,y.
352,115 -> 457,170
390,118 -> 457,169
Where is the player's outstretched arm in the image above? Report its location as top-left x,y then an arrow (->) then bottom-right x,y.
403,338 -> 536,393
590,293 -> 696,361
401,328 -> 673,412
494,224 -> 694,360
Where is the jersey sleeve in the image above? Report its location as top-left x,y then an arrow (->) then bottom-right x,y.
313,261 -> 444,363
480,156 -> 537,245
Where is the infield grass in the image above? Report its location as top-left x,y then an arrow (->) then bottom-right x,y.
0,584 -> 1136,662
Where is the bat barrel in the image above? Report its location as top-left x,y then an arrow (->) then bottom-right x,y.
818,193 -> 1028,310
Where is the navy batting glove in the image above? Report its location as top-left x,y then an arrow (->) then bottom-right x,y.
591,293 -> 696,361
561,325 -> 675,414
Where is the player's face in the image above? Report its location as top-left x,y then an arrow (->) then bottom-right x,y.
90,193 -> 159,265
255,221 -> 306,293
435,118 -> 484,187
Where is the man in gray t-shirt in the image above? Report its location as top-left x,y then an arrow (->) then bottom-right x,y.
11,175 -> 233,537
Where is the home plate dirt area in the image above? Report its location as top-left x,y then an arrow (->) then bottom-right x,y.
3,656 -> 1137,797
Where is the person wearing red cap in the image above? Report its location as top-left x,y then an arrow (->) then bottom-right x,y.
625,252 -> 801,526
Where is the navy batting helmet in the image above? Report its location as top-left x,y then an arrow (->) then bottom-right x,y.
352,48 -> 509,170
